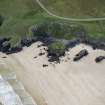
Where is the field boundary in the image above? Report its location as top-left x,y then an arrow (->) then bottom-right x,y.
36,0 -> 105,22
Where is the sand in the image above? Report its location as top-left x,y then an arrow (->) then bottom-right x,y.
0,42 -> 105,105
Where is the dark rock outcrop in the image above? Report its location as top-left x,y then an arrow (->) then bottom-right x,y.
0,37 -> 11,45
73,49 -> 88,61
66,39 -> 79,48
48,56 -> 60,63
1,42 -> 11,53
9,45 -> 23,54
47,49 -> 62,63
82,38 -> 105,50
95,56 -> 105,63
0,37 -> 11,53
21,37 -> 36,47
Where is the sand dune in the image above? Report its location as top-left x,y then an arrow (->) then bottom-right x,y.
0,42 -> 105,105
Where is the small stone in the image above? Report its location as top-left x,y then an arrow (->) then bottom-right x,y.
43,64 -> 48,67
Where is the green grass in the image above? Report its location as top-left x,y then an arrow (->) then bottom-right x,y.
79,21 -> 105,40
40,0 -> 105,18
0,0 -> 55,47
0,0 -> 105,48
32,20 -> 105,41
48,41 -> 66,57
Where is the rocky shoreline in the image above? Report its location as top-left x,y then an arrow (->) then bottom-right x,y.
0,35 -> 105,63
0,20 -> 105,63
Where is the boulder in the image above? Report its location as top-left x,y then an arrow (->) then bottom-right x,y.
1,42 -> 11,52
73,49 -> 88,61
0,37 -> 11,47
95,56 -> 105,63
0,38 -> 7,45
48,56 -> 60,63
98,42 -> 105,50
0,37 -> 11,51
66,39 -> 79,48
21,38 -> 34,47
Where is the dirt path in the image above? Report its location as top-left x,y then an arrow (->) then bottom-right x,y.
1,42 -> 105,105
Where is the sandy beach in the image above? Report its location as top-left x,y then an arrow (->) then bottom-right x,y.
0,42 -> 105,105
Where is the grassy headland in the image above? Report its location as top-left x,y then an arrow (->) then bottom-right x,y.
0,0 -> 105,55
0,0 -> 53,47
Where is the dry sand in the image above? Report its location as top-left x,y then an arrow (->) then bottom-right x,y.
0,42 -> 105,105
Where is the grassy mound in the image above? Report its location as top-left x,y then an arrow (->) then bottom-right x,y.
48,42 -> 66,56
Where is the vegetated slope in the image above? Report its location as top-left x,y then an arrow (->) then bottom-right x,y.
0,0 -> 105,52
40,0 -> 105,18
0,0 -> 50,46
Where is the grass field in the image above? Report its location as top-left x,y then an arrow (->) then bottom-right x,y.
40,0 -> 105,18
0,0 -> 53,46
0,0 -> 105,47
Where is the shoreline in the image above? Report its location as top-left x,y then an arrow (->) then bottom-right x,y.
0,21 -> 105,59
0,36 -> 105,59
1,42 -> 105,105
